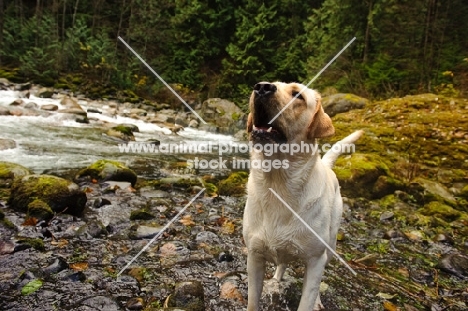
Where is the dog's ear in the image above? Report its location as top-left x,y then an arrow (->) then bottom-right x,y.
307,95 -> 335,139
247,113 -> 253,133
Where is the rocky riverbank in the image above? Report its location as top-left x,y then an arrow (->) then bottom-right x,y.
1,80 -> 468,310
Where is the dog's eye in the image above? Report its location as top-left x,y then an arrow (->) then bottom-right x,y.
292,91 -> 304,100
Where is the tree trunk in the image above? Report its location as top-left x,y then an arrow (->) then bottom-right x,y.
72,0 -> 79,27
363,0 -> 373,63
0,0 -> 4,65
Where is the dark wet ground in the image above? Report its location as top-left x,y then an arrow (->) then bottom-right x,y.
1,171 -> 468,311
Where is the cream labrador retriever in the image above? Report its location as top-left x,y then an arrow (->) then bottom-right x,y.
243,82 -> 363,310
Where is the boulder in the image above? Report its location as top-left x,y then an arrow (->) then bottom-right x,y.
334,153 -> 392,199
37,87 -> 54,98
75,159 -> 137,186
8,174 -> 87,217
322,93 -> 368,117
0,138 -> 17,151
198,98 -> 246,134
0,161 -> 32,189
166,280 -> 205,311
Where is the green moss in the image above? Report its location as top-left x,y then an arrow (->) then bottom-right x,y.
76,159 -> 137,186
418,201 -> 461,222
334,153 -> 390,199
378,194 -> 397,209
231,112 -> 241,121
9,175 -> 86,216
27,199 -> 54,220
18,238 -> 45,251
203,182 -> 218,196
0,162 -> 32,187
130,209 -> 155,220
113,125 -> 135,136
218,172 -> 248,196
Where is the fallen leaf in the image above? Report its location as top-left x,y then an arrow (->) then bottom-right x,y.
383,300 -> 398,311
69,262 -> 89,271
51,239 -> 69,248
221,220 -> 235,234
220,281 -> 245,302
21,279 -> 43,296
179,215 -> 195,226
22,217 -> 38,226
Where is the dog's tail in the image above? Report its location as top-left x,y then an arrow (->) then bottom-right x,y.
322,130 -> 364,169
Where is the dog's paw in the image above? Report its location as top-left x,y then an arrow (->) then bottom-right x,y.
313,294 -> 325,310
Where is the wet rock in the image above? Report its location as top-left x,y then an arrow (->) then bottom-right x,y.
383,229 -> 406,240
10,99 -> 24,106
195,231 -> 220,244
24,102 -> 38,110
129,209 -> 155,220
60,96 -> 82,109
166,280 -> 205,311
198,98 -> 246,134
418,201 -> 461,222
93,197 -> 112,208
380,211 -> 394,221
129,225 -> 163,240
8,174 -> 87,217
106,125 -> 136,141
77,219 -> 108,238
43,256 -> 69,275
76,159 -> 137,186
0,106 -> 11,115
188,119 -> 199,128
0,138 -> 16,150
126,297 -> 144,310
435,233 -> 453,245
0,162 -> 32,188
41,104 -> 59,111
27,199 -> 54,220
87,107 -> 102,114
334,153 -> 391,199
218,172 -> 248,196
260,275 -> 301,310
140,187 -> 170,198
58,108 -> 87,116
38,87 -> 55,98
0,240 -> 15,254
437,253 -> 468,279
77,295 -> 120,311
322,93 -> 368,117
409,178 -> 456,206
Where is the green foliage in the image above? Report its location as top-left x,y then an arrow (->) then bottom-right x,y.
0,0 -> 467,101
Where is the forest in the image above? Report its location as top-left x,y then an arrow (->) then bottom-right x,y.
1,0 -> 467,109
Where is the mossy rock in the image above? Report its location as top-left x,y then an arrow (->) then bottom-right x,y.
17,238 -> 45,251
203,182 -> 218,196
27,199 -> 54,221
167,280 -> 205,311
418,201 -> 462,222
460,185 -> 468,199
334,153 -> 390,199
152,177 -> 203,191
218,172 -> 248,196
322,93 -> 368,117
408,178 -> 457,207
8,174 -> 87,216
75,159 -> 137,186
0,161 -> 32,189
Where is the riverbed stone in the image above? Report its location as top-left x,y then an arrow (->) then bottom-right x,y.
166,280 -> 205,311
437,253 -> 468,279
0,161 -> 32,192
0,138 -> 16,150
75,159 -> 137,186
8,174 -> 87,217
197,98 -> 246,134
41,104 -> 59,111
322,93 -> 368,117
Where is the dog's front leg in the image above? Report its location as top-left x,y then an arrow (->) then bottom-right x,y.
298,252 -> 328,311
247,252 -> 265,311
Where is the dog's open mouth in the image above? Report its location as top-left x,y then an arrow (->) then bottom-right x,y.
251,123 -> 286,143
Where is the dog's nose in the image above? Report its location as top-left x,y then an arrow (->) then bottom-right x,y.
254,82 -> 277,97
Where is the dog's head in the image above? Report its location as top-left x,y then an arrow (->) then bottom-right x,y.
247,82 -> 334,143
